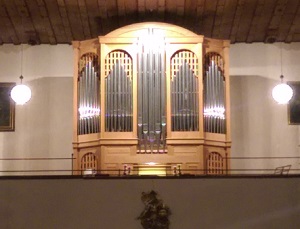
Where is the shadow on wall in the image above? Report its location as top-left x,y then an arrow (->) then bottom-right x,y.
1,77 -> 73,175
230,75 -> 299,173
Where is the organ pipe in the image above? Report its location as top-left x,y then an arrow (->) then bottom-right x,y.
171,50 -> 199,132
78,53 -> 100,135
105,51 -> 133,132
204,53 -> 226,134
137,28 -> 166,154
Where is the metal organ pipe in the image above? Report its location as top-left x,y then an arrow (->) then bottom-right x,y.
137,29 -> 166,154
171,51 -> 199,132
105,51 -> 133,132
78,53 -> 100,135
204,53 -> 226,134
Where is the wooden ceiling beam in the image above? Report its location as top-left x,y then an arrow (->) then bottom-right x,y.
230,0 -> 244,43
105,0 -> 119,32
183,0 -> 195,30
64,0 -> 85,41
56,0 -> 73,43
26,0 -> 49,44
165,0 -> 177,24
15,0 -> 39,45
3,0 -> 23,44
277,0 -> 299,42
212,0 -> 226,39
78,0 -> 92,39
44,0 -> 67,43
124,0 -> 138,24
0,13 -> 10,43
158,0 -> 166,21
235,0 -> 258,42
245,0 -> 263,43
263,0 -> 287,43
202,0 -> 218,38
35,0 -> 57,44
137,0 -> 146,21
251,0 -> 277,42
218,0 -> 237,40
284,0 -> 300,42
117,0 -> 127,27
193,0 -> 205,34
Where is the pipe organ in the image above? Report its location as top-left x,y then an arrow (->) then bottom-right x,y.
72,23 -> 231,175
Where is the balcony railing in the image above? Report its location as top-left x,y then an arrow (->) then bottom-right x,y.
0,155 -> 300,177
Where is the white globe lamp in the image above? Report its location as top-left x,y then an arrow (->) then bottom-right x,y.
11,75 -> 31,105
272,75 -> 293,104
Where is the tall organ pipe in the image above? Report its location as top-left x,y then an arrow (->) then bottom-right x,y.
171,51 -> 199,132
137,29 -> 166,154
78,53 -> 100,135
204,53 -> 226,134
105,51 -> 133,132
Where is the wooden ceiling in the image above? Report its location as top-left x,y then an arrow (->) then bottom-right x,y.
1,0 -> 300,45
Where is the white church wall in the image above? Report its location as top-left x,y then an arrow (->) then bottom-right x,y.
230,43 -> 300,173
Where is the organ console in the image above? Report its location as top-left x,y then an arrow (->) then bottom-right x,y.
72,22 -> 231,175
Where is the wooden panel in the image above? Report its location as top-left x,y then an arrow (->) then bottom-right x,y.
235,0 -> 258,42
44,0 -> 67,43
0,2 -> 18,44
56,0 -> 73,43
229,0 -> 244,43
137,0 -> 146,20
183,0 -> 194,29
35,0 -> 57,44
211,0 -> 226,39
14,0 -> 38,44
85,0 -> 103,36
245,0 -> 278,42
3,0 -> 23,44
25,0 -> 49,44
285,0 -> 300,42
157,0 -> 165,20
218,0 -> 238,40
263,0 -> 286,43
202,0 -> 218,38
105,0 -> 119,32
123,0 -> 138,24
78,0 -> 92,39
64,0 -> 85,40
193,0 -> 205,34
278,0 -> 299,41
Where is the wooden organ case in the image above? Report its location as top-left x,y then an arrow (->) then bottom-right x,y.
72,23 -> 231,175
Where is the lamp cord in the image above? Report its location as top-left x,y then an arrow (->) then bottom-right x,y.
280,43 -> 283,75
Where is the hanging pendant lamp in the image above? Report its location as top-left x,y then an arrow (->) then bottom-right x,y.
10,17 -> 32,105
11,75 -> 32,105
272,44 -> 293,104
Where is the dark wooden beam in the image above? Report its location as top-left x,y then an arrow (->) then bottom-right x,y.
202,0 -> 218,38
235,0 -> 258,42
78,0 -> 92,39
277,0 -> 299,42
212,0 -> 226,39
35,0 -> 57,44
56,0 -> 73,43
0,2 -> 18,44
64,0 -> 85,41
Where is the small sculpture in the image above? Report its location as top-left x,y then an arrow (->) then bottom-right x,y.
138,190 -> 171,229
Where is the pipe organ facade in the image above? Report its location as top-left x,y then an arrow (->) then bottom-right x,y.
72,23 -> 231,175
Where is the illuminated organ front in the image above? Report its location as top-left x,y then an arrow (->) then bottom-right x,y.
72,23 -> 231,175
